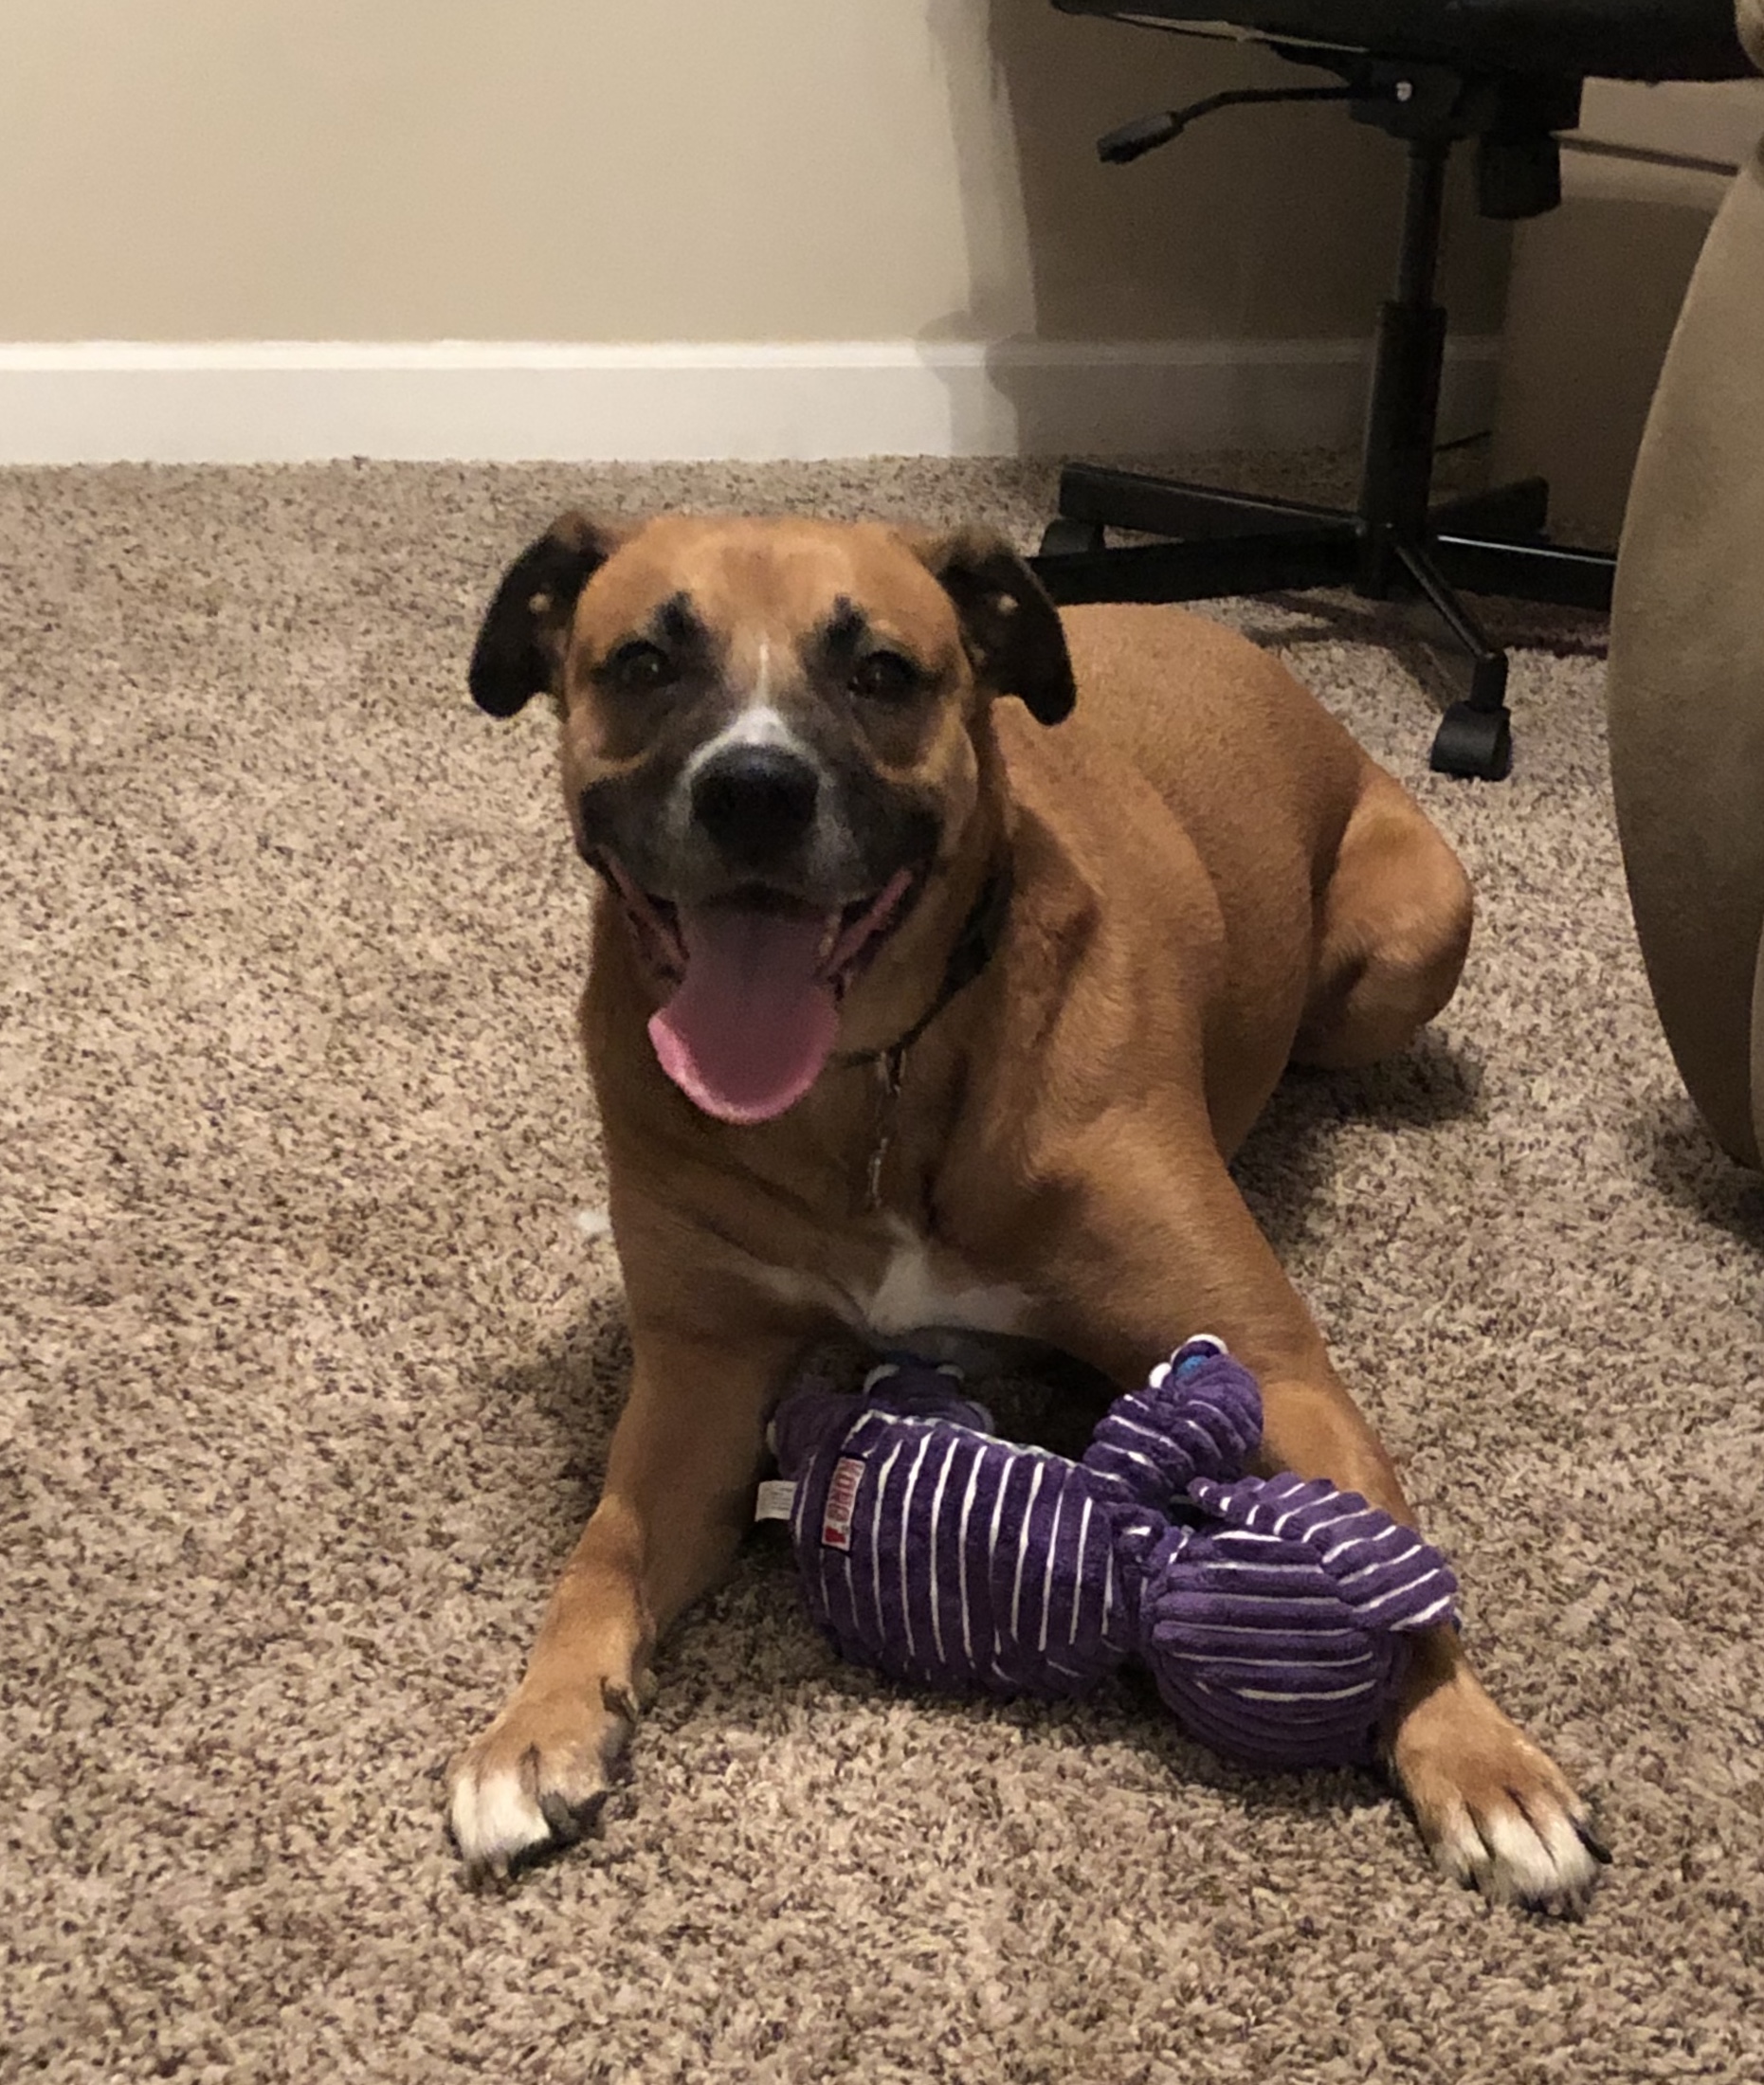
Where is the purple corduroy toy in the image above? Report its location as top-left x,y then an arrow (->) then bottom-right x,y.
766,1336 -> 1458,1770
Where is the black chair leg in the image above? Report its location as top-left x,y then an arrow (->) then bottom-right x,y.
1050,461 -> 1341,541
1431,533 -> 1615,612
1029,523 -> 1360,606
1430,475 -> 1552,539
1391,541 -> 1514,780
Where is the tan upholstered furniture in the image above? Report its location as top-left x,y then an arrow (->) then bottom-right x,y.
1607,1 -> 1764,1165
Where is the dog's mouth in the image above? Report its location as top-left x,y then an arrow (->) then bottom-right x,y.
600,857 -> 918,1125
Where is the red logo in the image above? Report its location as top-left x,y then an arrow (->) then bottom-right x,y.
822,1457 -> 864,1551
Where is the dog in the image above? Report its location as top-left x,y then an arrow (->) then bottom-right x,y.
447,510 -> 1608,1912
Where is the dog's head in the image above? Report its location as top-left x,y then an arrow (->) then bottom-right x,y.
468,512 -> 1074,1125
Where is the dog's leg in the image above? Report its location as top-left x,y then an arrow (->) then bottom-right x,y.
447,1319 -> 796,1880
1036,1129 -> 1607,1914
1294,769 -> 1474,1071
1237,1372 -> 1609,1913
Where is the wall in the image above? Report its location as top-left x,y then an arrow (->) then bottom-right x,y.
1490,76 -> 1764,546
0,2 -> 1510,459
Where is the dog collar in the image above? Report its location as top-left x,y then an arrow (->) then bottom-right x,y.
838,860 -> 1013,1212
836,859 -> 1013,1079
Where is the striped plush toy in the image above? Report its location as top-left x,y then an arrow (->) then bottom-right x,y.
766,1337 -> 1458,1770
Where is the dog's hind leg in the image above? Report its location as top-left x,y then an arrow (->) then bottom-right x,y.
1294,771 -> 1473,1071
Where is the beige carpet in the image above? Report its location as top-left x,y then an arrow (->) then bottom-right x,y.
6,458 -> 1763,2084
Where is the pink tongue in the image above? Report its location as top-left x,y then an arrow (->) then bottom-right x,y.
648,904 -> 839,1124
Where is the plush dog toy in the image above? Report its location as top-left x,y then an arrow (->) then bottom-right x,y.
765,1337 -> 1458,1769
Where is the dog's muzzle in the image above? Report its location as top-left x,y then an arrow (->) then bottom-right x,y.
588,742 -> 934,1130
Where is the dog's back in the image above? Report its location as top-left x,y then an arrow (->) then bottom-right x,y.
994,602 -> 1381,1143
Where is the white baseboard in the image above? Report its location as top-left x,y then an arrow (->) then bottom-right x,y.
0,337 -> 1502,465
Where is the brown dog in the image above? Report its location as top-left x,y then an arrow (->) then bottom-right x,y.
449,511 -> 1607,1912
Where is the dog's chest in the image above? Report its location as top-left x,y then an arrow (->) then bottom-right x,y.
755,1219 -> 1034,1339
864,1223 -> 1035,1337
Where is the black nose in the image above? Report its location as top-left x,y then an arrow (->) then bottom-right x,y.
691,745 -> 820,866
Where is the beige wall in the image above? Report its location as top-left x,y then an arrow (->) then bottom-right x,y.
0,0 -> 1507,345
1491,77 -> 1764,543
1492,153 -> 1733,545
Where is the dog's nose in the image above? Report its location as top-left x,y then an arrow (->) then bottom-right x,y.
690,745 -> 820,865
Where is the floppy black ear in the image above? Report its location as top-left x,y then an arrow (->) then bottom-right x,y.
916,527 -> 1076,726
468,511 -> 625,717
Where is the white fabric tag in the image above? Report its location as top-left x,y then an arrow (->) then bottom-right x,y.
755,1478 -> 796,1524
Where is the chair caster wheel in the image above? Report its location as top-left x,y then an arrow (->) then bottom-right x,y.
1429,702 -> 1513,781
1039,517 -> 1106,556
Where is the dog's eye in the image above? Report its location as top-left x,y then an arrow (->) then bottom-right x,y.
849,650 -> 918,702
606,641 -> 676,692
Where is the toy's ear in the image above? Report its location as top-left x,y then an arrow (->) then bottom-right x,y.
911,527 -> 1076,725
468,510 -> 626,717
768,1387 -> 853,1479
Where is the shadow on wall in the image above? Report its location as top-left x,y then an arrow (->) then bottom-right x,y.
1491,181 -> 1730,545
922,1 -> 1512,455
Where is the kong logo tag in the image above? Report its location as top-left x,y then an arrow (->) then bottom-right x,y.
821,1457 -> 864,1551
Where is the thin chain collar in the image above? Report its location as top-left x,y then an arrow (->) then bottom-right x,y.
838,860 -> 1013,1210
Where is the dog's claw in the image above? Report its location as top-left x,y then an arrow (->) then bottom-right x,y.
537,1786 -> 608,1847
601,1677 -> 644,1725
1573,1817 -> 1614,1866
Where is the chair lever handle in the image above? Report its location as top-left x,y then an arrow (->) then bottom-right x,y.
1098,84 -> 1358,166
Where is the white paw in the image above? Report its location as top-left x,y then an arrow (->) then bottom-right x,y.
447,1760 -> 559,1878
446,1680 -> 637,1881
1393,1669 -> 1610,1916
1426,1788 -> 1611,1913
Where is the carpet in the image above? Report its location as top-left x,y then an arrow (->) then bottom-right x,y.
5,457 -> 1762,2083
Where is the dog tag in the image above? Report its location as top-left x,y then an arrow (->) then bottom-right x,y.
864,1046 -> 907,1212
865,1133 -> 889,1211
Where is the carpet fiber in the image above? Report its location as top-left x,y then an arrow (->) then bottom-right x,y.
6,458 -> 1763,2083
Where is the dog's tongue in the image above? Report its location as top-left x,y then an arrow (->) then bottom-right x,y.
648,903 -> 839,1124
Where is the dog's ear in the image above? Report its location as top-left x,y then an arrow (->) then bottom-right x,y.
468,511 -> 626,717
913,528 -> 1076,726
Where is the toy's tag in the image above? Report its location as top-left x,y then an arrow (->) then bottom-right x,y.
754,1479 -> 795,1525
821,1456 -> 864,1551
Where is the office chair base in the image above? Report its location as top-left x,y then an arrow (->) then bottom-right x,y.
1032,461 -> 1614,781
1040,517 -> 1108,556
1031,69 -> 1624,778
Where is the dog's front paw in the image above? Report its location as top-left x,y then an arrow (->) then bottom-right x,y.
446,1677 -> 643,1882
1391,1666 -> 1610,1916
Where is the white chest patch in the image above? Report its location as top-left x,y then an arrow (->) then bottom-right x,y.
862,1222 -> 1034,1339
748,1223 -> 1034,1339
